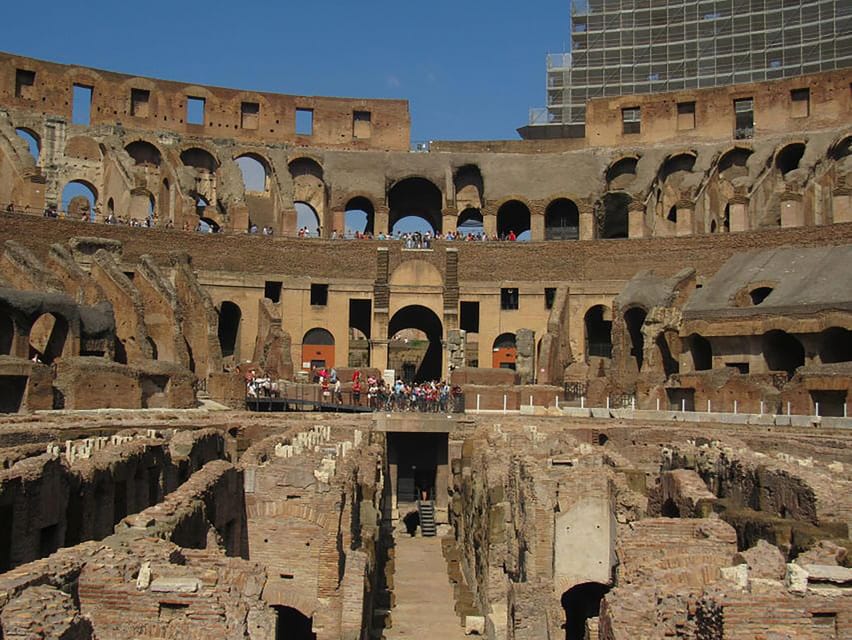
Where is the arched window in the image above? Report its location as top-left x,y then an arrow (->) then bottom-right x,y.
496,200 -> 531,240
605,157 -> 638,190
457,208 -> 484,237
492,332 -> 517,370
15,128 -> 40,163
180,148 -> 218,173
29,313 -> 69,364
61,180 -> 97,220
236,154 -> 269,192
545,199 -> 579,240
345,196 -> 375,236
388,177 -> 443,235
775,143 -> 806,176
125,140 -> 162,167
561,582 -> 610,640
584,306 -> 612,360
218,301 -> 242,358
763,330 -> 804,379
302,328 -> 335,372
295,202 -> 321,236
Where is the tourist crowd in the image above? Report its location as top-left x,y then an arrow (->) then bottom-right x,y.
317,369 -> 463,413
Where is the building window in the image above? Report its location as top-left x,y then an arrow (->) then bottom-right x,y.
264,281 -> 282,303
296,108 -> 313,136
677,101 -> 695,130
622,107 -> 641,134
186,96 -> 205,125
72,84 -> 93,125
460,301 -> 480,333
241,102 -> 260,130
790,88 -> 810,118
130,89 -> 150,118
501,288 -> 519,310
14,69 -> 36,99
310,283 -> 328,306
353,110 -> 372,139
545,288 -> 556,309
734,98 -> 754,139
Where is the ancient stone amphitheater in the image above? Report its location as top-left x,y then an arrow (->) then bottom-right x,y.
0,52 -> 849,639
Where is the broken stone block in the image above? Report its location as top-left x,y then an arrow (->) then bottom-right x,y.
149,577 -> 201,593
733,539 -> 786,580
464,614 -> 485,635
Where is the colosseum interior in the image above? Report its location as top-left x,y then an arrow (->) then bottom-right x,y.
0,52 -> 850,639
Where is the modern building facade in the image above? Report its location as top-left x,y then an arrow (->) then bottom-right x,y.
529,0 -> 852,133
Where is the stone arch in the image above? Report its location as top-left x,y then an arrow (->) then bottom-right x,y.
295,202 -> 321,235
827,134 -> 851,161
64,135 -> 102,161
129,187 -> 156,223
453,164 -> 484,210
345,196 -> 375,236
605,156 -> 639,190
763,330 -> 804,379
235,152 -> 271,193
61,179 -> 98,219
29,312 -> 69,364
180,147 -> 219,173
717,146 -> 753,180
217,301 -> 242,359
388,305 -> 443,381
457,207 -> 484,236
302,328 -> 335,371
584,305 -> 612,361
145,336 -> 158,361
125,140 -> 162,167
545,198 -> 580,240
492,332 -> 517,370
14,128 -> 40,163
388,176 -> 443,234
290,158 -> 326,233
496,199 -> 531,240
775,142 -> 806,176
561,582 -> 610,640
288,157 -> 324,181
658,152 -> 697,184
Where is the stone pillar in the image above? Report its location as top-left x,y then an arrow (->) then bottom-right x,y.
833,186 -> 852,223
330,207 -> 345,237
628,201 -> 646,238
446,329 -> 466,373
375,205 -> 389,237
442,206 -> 457,236
371,338 -> 389,377
675,199 -> 695,237
482,206 -> 497,238
579,203 -> 595,240
530,212 -> 545,241
515,328 -> 536,385
280,206 -> 297,237
728,196 -> 749,233
780,191 -> 804,228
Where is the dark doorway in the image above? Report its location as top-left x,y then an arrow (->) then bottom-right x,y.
810,390 -> 847,417
0,376 -> 27,413
667,388 -> 696,412
0,314 -> 13,355
545,199 -> 580,240
584,306 -> 612,359
624,307 -> 647,371
388,305 -> 443,382
275,606 -> 316,640
763,330 -> 804,379
218,301 -> 242,358
561,582 -> 610,640
820,327 -> 852,363
600,192 -> 630,238
689,334 -> 713,371
656,333 -> 679,377
0,504 -> 12,572
388,432 -> 448,503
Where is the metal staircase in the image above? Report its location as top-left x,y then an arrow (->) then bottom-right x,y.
417,500 -> 437,537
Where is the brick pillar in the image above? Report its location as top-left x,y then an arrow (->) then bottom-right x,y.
579,203 -> 595,240
330,207 -> 345,237
280,206 -> 297,237
628,201 -> 646,238
442,206 -> 457,236
833,186 -> 852,223
675,199 -> 695,237
375,205 -> 389,237
728,196 -> 749,233
530,211 -> 545,241
780,191 -> 804,228
482,205 -> 497,238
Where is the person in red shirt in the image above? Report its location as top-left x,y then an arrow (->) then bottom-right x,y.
507,229 -> 517,241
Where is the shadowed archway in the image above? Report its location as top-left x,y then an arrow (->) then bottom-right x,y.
388,305 -> 443,381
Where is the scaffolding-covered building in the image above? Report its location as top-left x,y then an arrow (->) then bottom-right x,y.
523,0 -> 852,138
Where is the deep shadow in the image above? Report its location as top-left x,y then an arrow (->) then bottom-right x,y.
562,582 -> 610,640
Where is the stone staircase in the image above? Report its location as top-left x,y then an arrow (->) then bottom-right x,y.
418,500 -> 437,537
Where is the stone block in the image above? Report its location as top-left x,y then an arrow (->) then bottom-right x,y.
464,615 -> 486,635
150,577 -> 201,593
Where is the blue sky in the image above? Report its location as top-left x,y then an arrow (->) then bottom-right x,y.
4,0 -> 569,141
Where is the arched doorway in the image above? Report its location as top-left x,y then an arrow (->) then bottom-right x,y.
561,582 -> 610,640
496,200 -> 531,240
584,306 -> 612,361
689,334 -> 712,371
763,330 -> 804,379
457,208 -> 484,238
125,140 -> 162,167
61,180 -> 97,221
492,333 -> 517,369
345,196 -> 375,236
274,605 -> 316,640
218,301 -> 242,359
295,202 -> 320,236
302,328 -> 335,371
545,199 -> 580,240
388,306 -> 443,381
29,313 -> 69,364
388,177 -> 443,235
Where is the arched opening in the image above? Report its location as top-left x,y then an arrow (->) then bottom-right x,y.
710,219 -> 718,233
389,328 -> 430,382
763,330 -> 804,379
749,286 -> 773,306
661,498 -> 681,518
388,306 -> 443,381
235,154 -> 269,192
180,147 -> 218,173
624,307 -> 647,372
689,334 -> 712,371
29,313 -> 69,364
125,140 -> 162,167
659,153 -> 696,183
454,164 -> 484,210
584,306 -> 612,360
274,606 -> 316,640
302,328 -> 335,372
775,143 -> 806,176
656,333 -> 679,377
599,193 -> 630,239
145,336 -> 158,361
605,157 -> 638,190
388,177 -> 443,235
492,333 -> 517,370
718,147 -> 752,180
288,157 -> 324,181
61,180 -> 97,220
820,327 -> 852,364
0,314 -> 14,355
15,128 -> 40,163
295,202 -> 320,236
497,200 -> 531,240
828,136 -> 851,161
561,582 -> 610,640
345,196 -> 375,236
545,199 -> 580,240
457,207 -> 484,238
217,301 -> 241,359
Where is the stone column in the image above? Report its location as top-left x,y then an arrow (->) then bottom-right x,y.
442,206 -> 457,236
530,211 -> 545,241
515,328 -> 536,385
374,205 -> 389,237
628,201 -> 646,238
780,190 -> 804,228
675,199 -> 695,237
482,205 -> 497,238
579,202 -> 595,240
330,207 -> 345,237
728,195 -> 750,233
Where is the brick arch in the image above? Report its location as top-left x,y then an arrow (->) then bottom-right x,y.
245,499 -> 336,530
262,583 -> 320,617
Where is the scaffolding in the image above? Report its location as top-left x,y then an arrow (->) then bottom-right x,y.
534,0 -> 852,126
